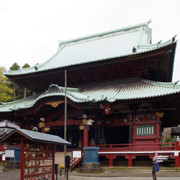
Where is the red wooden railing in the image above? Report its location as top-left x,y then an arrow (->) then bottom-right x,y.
95,142 -> 179,167
95,142 -> 176,152
70,157 -> 81,171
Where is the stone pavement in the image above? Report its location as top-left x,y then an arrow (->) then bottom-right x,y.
1,167 -> 180,180
59,177 -> 180,180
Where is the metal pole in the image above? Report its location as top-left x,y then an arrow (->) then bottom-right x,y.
20,138 -> 24,180
14,151 -> 15,169
56,172 -> 58,180
67,167 -> 68,180
64,70 -> 67,170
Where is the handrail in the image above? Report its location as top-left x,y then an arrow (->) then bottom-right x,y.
95,142 -> 176,152
70,157 -> 81,171
69,154 -> 82,171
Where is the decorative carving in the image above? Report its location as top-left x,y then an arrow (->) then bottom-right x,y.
155,112 -> 164,118
45,101 -> 64,108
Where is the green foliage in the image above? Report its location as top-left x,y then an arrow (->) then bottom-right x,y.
0,63 -> 33,103
0,67 -> 13,103
10,63 -> 20,71
9,63 -> 33,100
22,63 -> 30,68
164,136 -> 177,143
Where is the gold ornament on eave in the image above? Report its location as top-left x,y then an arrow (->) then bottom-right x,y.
46,101 -> 64,108
155,112 -> 164,118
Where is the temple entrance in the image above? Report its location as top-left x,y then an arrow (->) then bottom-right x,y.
104,126 -> 130,144
49,126 -> 81,149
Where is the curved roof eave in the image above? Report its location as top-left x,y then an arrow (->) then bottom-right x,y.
1,78 -> 180,113
5,39 -> 176,77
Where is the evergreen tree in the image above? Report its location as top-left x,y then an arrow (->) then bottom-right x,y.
10,63 -> 20,71
9,63 -> 33,100
22,63 -> 33,97
9,63 -> 20,100
0,67 -> 13,103
22,63 -> 30,69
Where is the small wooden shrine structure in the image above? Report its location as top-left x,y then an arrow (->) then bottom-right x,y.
0,120 -> 70,180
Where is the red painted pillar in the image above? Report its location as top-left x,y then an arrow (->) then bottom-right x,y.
175,156 -> 180,169
128,154 -> 132,167
106,155 -> 116,166
155,122 -> 160,143
20,138 -> 24,180
109,155 -> 113,166
83,125 -> 89,147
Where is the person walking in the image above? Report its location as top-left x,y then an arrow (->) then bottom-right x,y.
152,157 -> 159,180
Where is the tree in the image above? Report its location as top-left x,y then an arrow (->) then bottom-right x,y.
22,63 -> 30,69
9,63 -> 33,100
9,63 -> 20,100
0,67 -> 13,103
22,63 -> 33,98
10,62 -> 20,71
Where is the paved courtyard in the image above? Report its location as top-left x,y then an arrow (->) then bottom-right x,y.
1,166 -> 180,180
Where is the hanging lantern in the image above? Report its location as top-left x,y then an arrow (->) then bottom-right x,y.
79,125 -> 84,130
123,119 -> 128,123
83,114 -> 87,119
105,108 -> 110,115
40,117 -> 45,121
103,104 -> 111,115
44,127 -> 50,132
38,122 -> 45,128
83,119 -> 87,125
142,117 -> 147,121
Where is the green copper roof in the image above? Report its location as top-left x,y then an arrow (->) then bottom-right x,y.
0,78 -> 180,112
5,20 -> 177,76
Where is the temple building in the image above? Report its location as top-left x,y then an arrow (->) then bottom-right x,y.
0,20 -> 180,166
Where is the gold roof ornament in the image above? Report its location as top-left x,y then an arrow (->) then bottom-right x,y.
155,112 -> 164,118
46,101 -> 64,108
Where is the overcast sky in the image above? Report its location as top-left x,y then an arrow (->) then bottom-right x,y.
0,0 -> 180,81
